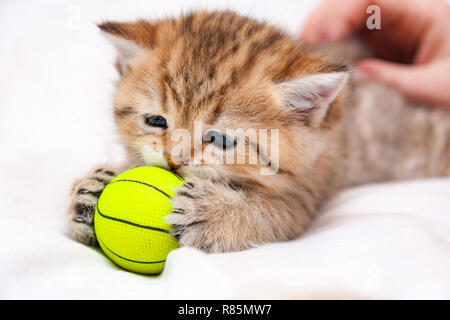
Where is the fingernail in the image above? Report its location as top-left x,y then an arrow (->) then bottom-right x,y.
353,68 -> 372,82
329,22 -> 349,41
326,29 -> 342,42
301,33 -> 320,44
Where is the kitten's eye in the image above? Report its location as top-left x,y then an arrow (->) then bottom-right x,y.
203,130 -> 236,149
145,115 -> 167,128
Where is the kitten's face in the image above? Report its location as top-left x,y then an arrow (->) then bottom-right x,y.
101,11 -> 348,189
114,48 -> 285,183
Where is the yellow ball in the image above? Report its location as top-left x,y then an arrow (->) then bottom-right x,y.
94,166 -> 183,274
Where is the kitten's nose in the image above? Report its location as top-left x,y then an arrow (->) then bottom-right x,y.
167,154 -> 181,170
166,153 -> 191,170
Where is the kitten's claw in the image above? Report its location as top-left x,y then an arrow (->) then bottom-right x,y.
166,179 -> 247,253
67,165 -> 118,246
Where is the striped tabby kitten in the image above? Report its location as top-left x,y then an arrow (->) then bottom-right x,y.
67,11 -> 450,252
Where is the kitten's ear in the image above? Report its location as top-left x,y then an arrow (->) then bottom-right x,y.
97,21 -> 156,75
277,72 -> 349,127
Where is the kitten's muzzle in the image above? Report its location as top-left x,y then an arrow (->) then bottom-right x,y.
166,154 -> 181,170
167,153 -> 194,171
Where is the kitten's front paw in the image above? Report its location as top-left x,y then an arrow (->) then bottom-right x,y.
67,166 -> 117,246
166,182 -> 210,251
166,180 -> 249,253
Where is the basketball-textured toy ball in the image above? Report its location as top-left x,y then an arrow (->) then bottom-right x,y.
94,166 -> 183,274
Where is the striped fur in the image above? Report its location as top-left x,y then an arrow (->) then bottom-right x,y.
66,11 -> 450,252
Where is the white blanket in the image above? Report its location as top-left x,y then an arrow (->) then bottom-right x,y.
1,0 -> 449,299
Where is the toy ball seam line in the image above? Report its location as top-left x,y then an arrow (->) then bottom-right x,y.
170,171 -> 184,182
96,206 -> 170,234
98,238 -> 167,265
109,179 -> 173,199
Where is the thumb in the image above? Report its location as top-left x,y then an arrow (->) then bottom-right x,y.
356,59 -> 450,107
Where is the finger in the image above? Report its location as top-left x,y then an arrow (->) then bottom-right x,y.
356,59 -> 450,107
300,0 -> 369,43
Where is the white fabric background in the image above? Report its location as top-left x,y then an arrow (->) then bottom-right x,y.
1,0 -> 449,299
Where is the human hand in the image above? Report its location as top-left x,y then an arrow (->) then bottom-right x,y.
301,0 -> 450,109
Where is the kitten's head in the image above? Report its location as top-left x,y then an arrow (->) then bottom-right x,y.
99,11 -> 348,190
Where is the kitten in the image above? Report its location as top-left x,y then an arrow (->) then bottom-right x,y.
67,11 -> 450,252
